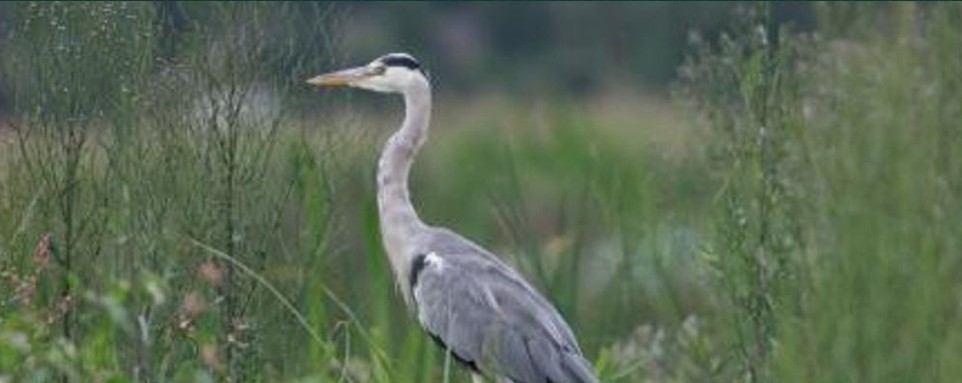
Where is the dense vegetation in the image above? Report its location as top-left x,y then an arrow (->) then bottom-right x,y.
1,2 -> 959,382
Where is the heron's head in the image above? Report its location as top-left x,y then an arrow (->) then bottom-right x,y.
307,53 -> 427,94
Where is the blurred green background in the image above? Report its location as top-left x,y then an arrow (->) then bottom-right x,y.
1,2 -> 960,383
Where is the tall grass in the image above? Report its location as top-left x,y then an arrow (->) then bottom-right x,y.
679,3 -> 962,382
679,5 -> 808,381
0,2 -> 343,381
1,2 -> 960,383
772,4 -> 962,382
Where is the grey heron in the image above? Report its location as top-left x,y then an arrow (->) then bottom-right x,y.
308,53 -> 599,383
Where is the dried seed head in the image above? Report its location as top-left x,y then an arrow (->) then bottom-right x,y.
198,260 -> 224,286
181,292 -> 206,318
33,233 -> 52,272
200,343 -> 223,371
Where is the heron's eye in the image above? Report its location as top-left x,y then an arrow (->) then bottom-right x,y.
371,65 -> 387,75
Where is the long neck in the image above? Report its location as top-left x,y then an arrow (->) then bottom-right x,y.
377,80 -> 431,286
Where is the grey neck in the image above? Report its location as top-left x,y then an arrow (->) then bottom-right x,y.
377,79 -> 431,290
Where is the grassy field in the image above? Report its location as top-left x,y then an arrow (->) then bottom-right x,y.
1,2 -> 961,382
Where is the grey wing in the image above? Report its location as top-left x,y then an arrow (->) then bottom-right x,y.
412,249 -> 598,383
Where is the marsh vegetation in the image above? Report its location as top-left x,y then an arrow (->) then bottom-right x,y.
0,2 -> 960,382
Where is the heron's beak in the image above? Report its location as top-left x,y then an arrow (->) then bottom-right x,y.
306,66 -> 371,87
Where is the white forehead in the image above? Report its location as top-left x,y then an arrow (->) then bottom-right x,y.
353,52 -> 427,94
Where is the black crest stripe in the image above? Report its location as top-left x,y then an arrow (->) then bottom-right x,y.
382,55 -> 420,70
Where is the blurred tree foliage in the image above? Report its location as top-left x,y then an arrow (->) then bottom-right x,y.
0,1 -> 815,115
338,2 -> 813,95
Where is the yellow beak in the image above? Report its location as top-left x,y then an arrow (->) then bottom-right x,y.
306,66 -> 371,87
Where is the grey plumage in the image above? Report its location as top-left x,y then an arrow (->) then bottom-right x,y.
308,53 -> 599,383
412,228 -> 598,383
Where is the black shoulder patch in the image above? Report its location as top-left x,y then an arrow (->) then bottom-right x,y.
381,54 -> 421,70
409,253 -> 428,290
